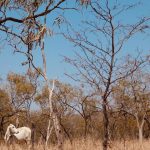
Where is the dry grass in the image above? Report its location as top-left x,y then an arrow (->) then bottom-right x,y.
0,138 -> 150,150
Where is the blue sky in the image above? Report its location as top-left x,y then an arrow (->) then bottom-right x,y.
0,0 -> 150,84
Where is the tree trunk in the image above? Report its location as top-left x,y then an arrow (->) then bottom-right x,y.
41,38 -> 63,150
135,114 -> 145,149
84,119 -> 88,139
102,100 -> 109,150
53,113 -> 63,150
139,126 -> 143,146
15,114 -> 19,128
60,120 -> 72,145
45,119 -> 53,150
0,117 -> 4,138
31,123 -> 35,150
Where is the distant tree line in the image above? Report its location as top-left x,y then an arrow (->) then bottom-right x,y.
0,66 -> 150,144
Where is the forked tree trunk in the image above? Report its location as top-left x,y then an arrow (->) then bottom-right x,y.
41,39 -> 63,150
135,114 -> 145,149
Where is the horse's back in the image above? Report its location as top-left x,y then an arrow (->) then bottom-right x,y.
20,127 -> 31,133
15,127 -> 31,141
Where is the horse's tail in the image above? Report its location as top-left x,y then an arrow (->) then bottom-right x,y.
31,123 -> 35,149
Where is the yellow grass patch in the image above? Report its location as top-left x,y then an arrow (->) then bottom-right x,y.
0,139 -> 149,150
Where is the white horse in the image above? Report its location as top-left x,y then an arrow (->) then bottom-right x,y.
4,124 -> 31,145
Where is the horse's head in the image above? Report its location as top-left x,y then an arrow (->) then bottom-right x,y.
4,124 -> 19,143
8,124 -> 19,134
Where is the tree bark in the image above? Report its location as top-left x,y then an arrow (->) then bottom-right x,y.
31,123 -> 36,150
0,117 -> 4,138
102,100 -> 109,150
84,118 -> 88,139
135,114 -> 145,148
53,113 -> 63,150
41,39 -> 63,150
139,126 -> 143,146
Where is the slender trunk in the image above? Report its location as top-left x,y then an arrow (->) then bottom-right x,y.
0,117 -> 4,138
45,119 -> 51,149
139,126 -> 143,146
47,82 -> 63,149
31,123 -> 35,150
102,15 -> 115,150
60,121 -> 72,145
53,113 -> 63,150
45,120 -> 53,150
15,114 -> 19,128
41,39 -> 63,150
102,100 -> 109,150
45,83 -> 54,150
144,118 -> 150,138
135,114 -> 145,148
84,119 -> 88,139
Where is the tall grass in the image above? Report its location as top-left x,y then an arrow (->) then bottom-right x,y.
0,138 -> 150,150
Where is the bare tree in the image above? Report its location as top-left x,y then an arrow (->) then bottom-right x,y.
63,0 -> 150,149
